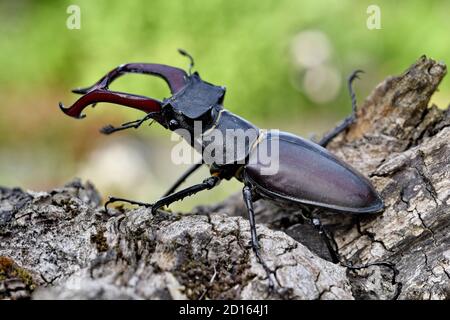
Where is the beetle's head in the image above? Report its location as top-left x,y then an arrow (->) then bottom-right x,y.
160,72 -> 225,137
58,50 -> 226,138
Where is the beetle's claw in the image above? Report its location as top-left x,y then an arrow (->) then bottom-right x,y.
58,102 -> 86,119
349,69 -> 365,82
100,124 -> 115,135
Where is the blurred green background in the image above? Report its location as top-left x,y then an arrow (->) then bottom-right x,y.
1,0 -> 449,210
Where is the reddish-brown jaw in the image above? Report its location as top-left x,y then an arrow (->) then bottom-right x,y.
59,62 -> 188,119
59,89 -> 162,119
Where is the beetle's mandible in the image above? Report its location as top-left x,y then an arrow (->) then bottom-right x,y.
59,50 -> 384,291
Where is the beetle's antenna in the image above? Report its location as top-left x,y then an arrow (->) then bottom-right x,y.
178,48 -> 195,75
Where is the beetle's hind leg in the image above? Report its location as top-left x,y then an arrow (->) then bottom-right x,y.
318,70 -> 364,147
309,212 -> 340,263
310,214 -> 402,299
242,185 -> 279,293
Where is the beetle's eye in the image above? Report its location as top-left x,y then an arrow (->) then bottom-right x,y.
168,119 -> 179,130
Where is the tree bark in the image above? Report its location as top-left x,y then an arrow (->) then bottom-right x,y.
1,56 -> 449,300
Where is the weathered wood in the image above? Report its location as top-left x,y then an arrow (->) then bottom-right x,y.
0,181 -> 352,299
0,56 -> 448,300
199,56 -> 450,300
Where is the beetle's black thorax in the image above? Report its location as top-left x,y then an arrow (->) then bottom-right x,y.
196,109 -> 259,167
162,72 -> 224,121
162,72 -> 259,171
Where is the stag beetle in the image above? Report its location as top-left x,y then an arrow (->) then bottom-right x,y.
59,50 -> 384,289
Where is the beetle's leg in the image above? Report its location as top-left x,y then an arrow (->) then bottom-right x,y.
104,196 -> 151,212
162,161 -> 204,196
309,214 -> 402,299
151,176 -> 220,215
100,112 -> 156,135
242,185 -> 278,292
343,260 -> 402,300
104,176 -> 220,214
310,214 -> 340,263
318,70 -> 364,147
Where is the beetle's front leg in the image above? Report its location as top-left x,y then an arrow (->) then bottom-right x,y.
104,196 -> 151,212
100,112 -> 156,135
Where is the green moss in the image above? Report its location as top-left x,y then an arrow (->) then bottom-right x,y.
0,256 -> 36,290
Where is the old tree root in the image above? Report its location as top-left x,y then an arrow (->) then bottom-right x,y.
1,57 -> 449,300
